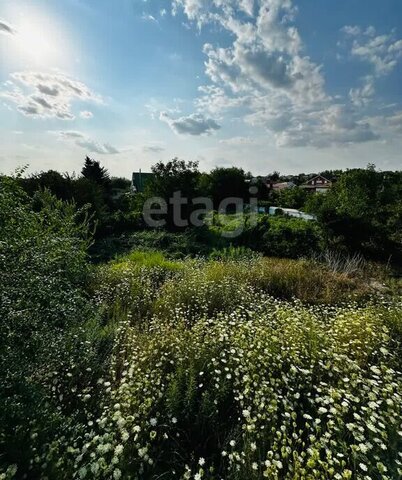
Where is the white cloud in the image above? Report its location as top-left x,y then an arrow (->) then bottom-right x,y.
219,136 -> 258,146
341,25 -> 361,37
275,104 -> 379,148
174,0 -> 378,148
387,111 -> 402,133
160,111 -> 221,135
341,25 -> 402,76
368,111 -> 402,135
196,85 -> 246,114
0,71 -> 102,120
0,19 -> 15,36
349,76 -> 375,107
240,0 -> 254,17
58,131 -> 119,154
141,13 -> 158,23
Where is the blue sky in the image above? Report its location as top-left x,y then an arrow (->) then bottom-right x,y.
1,0 -> 402,177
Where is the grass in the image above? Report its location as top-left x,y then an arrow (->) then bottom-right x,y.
4,248 -> 402,479
110,250 -> 183,271
63,262 -> 402,479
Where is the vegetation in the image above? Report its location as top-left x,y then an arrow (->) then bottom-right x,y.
14,159 -> 402,268
0,177 -> 107,475
1,162 -> 402,479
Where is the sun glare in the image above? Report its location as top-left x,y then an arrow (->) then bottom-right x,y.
5,5 -> 70,68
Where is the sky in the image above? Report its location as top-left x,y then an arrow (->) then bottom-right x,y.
1,0 -> 402,178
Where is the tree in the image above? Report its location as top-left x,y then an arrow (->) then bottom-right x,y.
81,156 -> 110,187
145,158 -> 201,229
207,167 -> 249,211
267,171 -> 280,182
305,166 -> 402,261
277,187 -> 308,209
19,170 -> 73,201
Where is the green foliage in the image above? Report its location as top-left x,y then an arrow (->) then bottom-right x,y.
1,200 -> 400,479
90,227 -> 226,262
206,167 -> 249,210
276,186 -> 308,209
209,245 -> 260,261
145,158 -> 201,228
0,177 -> 105,476
18,169 -> 73,200
306,167 -> 402,262
112,250 -> 183,271
81,156 -> 111,187
17,159 -> 136,240
240,215 -> 324,258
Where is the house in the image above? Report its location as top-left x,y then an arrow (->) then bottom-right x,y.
131,170 -> 154,193
301,175 -> 332,193
268,206 -> 317,221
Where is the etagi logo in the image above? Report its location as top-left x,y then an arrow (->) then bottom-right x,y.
143,183 -> 260,238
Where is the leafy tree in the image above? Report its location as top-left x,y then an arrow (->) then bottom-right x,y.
19,170 -> 73,200
267,171 -> 280,182
277,187 -> 308,209
145,158 -> 201,228
71,177 -> 108,230
305,166 -> 402,262
207,167 -> 249,211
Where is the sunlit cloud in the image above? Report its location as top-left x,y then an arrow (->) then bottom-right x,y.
80,110 -> 94,119
57,131 -> 120,155
160,111 -> 221,136
1,71 -> 102,120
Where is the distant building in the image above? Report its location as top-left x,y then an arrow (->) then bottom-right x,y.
301,175 -> 332,193
132,170 -> 154,193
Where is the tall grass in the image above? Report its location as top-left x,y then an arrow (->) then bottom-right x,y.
3,244 -> 401,479
65,293 -> 402,479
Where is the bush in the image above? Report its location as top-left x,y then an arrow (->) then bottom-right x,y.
90,227 -> 225,262
240,215 -> 324,258
0,178 -> 104,476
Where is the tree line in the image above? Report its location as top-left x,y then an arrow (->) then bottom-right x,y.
9,157 -> 402,265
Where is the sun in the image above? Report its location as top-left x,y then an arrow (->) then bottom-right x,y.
4,4 -> 71,68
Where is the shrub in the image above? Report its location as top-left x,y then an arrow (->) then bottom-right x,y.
239,215 -> 324,259
0,178 -> 104,476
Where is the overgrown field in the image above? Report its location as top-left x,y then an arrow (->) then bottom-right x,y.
1,179 -> 402,479
64,255 -> 402,480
